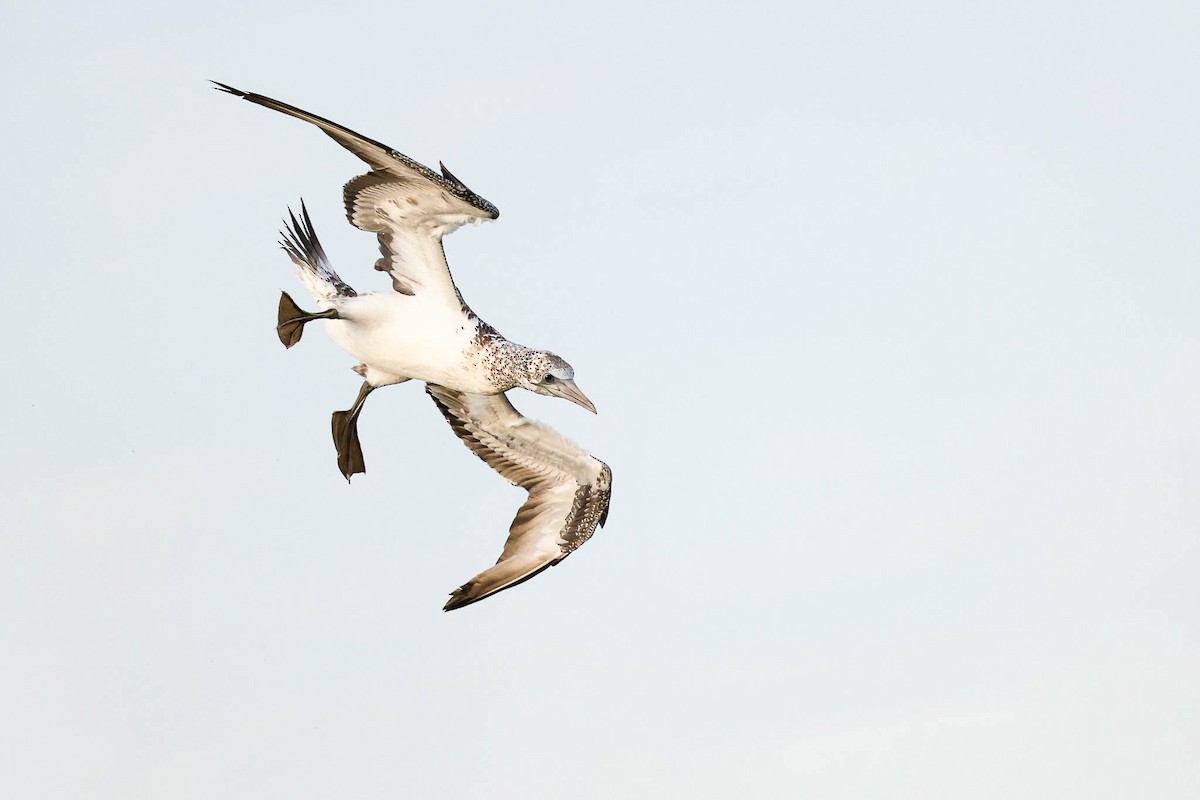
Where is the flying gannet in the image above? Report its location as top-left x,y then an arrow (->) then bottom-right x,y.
216,83 -> 612,610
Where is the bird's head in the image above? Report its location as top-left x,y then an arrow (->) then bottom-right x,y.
519,351 -> 597,414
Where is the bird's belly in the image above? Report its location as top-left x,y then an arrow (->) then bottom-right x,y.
324,298 -> 495,392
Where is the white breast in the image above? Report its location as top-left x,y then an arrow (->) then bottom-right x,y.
323,292 -> 493,391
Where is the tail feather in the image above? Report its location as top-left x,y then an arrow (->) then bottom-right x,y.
280,200 -> 356,301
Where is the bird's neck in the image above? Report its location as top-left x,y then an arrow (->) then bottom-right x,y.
475,320 -> 534,391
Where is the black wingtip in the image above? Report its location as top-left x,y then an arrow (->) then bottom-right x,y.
211,80 -> 246,97
444,592 -> 470,618
439,161 -> 498,220
288,204 -> 303,237
299,198 -> 315,236
439,161 -> 466,189
443,582 -> 479,612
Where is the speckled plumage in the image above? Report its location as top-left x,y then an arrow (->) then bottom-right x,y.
220,81 -> 610,610
465,320 -> 575,392
428,385 -> 612,610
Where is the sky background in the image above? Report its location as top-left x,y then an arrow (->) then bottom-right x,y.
2,1 -> 1198,797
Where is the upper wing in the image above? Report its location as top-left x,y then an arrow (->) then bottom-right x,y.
213,82 -> 498,219
426,385 -> 612,611
215,81 -> 498,308
342,170 -> 479,307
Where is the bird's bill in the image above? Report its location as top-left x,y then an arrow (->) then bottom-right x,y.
547,379 -> 597,413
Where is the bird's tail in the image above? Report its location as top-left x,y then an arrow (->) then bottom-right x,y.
280,201 -> 357,302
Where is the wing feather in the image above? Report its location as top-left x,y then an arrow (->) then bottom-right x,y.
426,385 -> 612,611
213,81 -> 498,218
216,81 -> 498,309
342,171 -> 478,307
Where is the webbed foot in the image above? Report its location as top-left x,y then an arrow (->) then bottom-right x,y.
331,381 -> 374,481
277,291 -> 338,348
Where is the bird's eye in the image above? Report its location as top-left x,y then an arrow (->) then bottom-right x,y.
542,374 -> 556,384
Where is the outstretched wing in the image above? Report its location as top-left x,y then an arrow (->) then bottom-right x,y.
426,385 -> 612,611
213,81 -> 497,219
215,81 -> 497,309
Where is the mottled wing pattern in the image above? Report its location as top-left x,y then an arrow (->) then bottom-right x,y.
214,81 -> 498,308
213,82 -> 497,217
279,201 -> 357,298
342,171 -> 481,308
426,385 -> 612,611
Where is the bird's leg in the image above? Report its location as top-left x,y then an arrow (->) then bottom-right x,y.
276,291 -> 338,349
331,381 -> 375,481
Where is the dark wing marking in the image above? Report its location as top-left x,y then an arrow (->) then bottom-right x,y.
341,170 -> 482,306
426,385 -> 612,611
278,200 -> 356,297
213,81 -> 498,219
216,81 -> 496,306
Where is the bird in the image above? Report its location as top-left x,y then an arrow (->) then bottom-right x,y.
216,82 -> 612,610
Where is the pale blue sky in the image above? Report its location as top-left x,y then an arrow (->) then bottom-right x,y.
2,1 -> 1198,797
